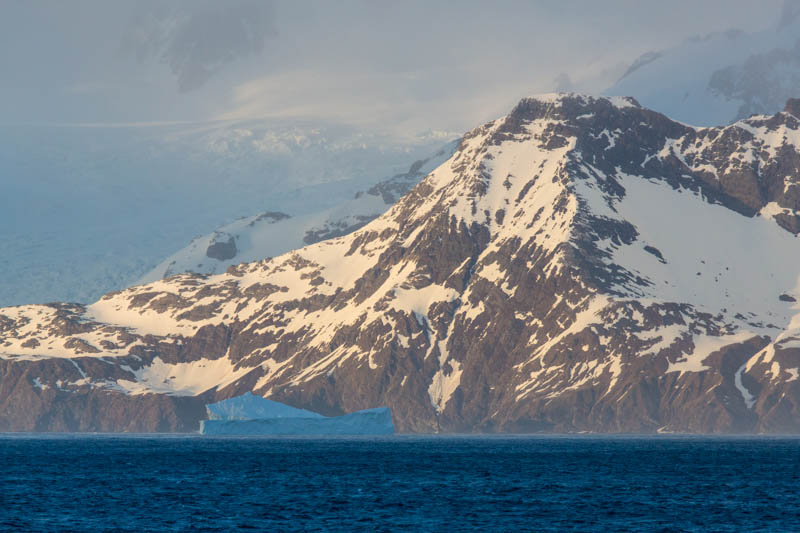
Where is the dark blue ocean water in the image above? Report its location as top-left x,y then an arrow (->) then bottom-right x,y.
1,435 -> 800,532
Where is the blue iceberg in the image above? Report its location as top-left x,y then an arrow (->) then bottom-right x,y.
200,393 -> 394,435
206,393 -> 325,421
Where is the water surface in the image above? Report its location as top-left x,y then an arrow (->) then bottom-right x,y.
2,434 -> 799,531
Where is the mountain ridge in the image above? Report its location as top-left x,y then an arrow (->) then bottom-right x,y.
2,93 -> 800,433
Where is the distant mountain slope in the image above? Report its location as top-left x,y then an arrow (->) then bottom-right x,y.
138,140 -> 458,283
607,3 -> 800,126
3,94 -> 800,433
0,120 -> 452,306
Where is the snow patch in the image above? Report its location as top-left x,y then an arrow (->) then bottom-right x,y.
428,360 -> 463,413
667,331 -> 756,374
115,356 -> 250,396
734,364 -> 756,409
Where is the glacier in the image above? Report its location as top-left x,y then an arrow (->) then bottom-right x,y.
0,120 -> 450,307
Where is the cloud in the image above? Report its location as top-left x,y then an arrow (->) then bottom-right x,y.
119,0 -> 275,92
0,0 -> 787,134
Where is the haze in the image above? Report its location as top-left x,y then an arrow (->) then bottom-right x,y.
0,0 -> 783,135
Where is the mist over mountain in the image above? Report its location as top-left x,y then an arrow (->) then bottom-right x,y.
607,0 -> 800,125
0,1 -> 781,128
0,120 -> 449,306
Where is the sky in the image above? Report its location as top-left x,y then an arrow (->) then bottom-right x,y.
0,0 -> 787,137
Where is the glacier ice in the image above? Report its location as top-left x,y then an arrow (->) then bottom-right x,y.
200,394 -> 394,435
206,393 -> 324,421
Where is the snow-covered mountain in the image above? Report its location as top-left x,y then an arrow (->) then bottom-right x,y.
0,120 -> 452,307
607,1 -> 800,126
3,94 -> 800,433
138,141 -> 459,283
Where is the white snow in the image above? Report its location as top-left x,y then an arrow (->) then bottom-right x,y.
113,356 -> 251,396
635,324 -> 686,355
585,170 -> 800,331
206,393 -> 323,420
515,296 -> 611,400
87,297 -> 186,338
526,93 -> 637,109
761,201 -> 794,221
735,363 -> 757,408
667,332 -> 758,374
392,285 -> 459,318
428,360 -> 463,413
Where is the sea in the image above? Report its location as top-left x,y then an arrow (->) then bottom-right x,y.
1,435 -> 799,531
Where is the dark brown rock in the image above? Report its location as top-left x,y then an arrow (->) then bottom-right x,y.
206,235 -> 237,261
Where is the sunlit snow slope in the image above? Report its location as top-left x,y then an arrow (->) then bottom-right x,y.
2,94 -> 800,434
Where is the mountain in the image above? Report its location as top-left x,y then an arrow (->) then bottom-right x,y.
0,120 -> 452,307
138,140 -> 459,283
607,2 -> 800,126
2,94 -> 800,433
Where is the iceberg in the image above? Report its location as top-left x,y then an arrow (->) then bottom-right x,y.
200,394 -> 394,435
206,393 -> 325,421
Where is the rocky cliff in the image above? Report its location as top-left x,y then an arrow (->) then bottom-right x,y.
3,94 -> 800,433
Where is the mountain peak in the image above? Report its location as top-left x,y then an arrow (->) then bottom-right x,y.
519,93 -> 641,108
510,93 -> 641,120
784,97 -> 800,118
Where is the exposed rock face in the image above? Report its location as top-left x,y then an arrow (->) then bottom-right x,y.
3,94 -> 800,433
785,98 -> 800,119
205,233 -> 237,261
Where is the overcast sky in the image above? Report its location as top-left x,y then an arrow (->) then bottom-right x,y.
0,0 -> 787,136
